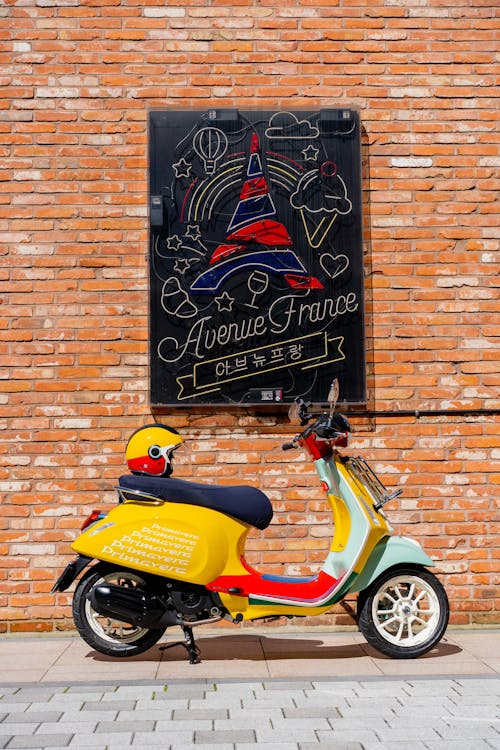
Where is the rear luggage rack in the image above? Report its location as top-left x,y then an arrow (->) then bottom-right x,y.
345,457 -> 403,511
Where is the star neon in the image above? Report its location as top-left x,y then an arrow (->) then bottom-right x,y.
214,291 -> 235,312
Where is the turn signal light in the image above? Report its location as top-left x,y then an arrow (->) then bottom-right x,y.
81,510 -> 103,531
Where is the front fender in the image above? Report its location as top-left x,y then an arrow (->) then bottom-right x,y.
350,536 -> 435,594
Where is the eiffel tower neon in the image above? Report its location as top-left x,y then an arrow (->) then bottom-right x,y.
210,133 -> 293,262
190,133 -> 322,294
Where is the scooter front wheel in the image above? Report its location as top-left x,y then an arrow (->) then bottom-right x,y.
357,565 -> 449,659
73,564 -> 166,658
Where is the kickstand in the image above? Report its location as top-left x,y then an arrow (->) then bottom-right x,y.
159,625 -> 201,665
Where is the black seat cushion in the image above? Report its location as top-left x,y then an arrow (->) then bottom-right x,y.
118,474 -> 273,530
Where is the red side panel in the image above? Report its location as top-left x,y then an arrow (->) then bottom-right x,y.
207,567 -> 338,604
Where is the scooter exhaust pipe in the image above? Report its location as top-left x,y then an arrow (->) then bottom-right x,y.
88,583 -> 178,628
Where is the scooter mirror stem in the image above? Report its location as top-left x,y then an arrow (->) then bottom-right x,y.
328,379 -> 339,416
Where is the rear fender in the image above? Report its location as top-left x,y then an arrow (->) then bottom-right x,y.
349,536 -> 435,594
51,555 -> 93,593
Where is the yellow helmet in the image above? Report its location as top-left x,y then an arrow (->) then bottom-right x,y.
125,424 -> 183,477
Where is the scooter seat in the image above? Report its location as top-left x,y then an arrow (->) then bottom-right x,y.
118,474 -> 273,530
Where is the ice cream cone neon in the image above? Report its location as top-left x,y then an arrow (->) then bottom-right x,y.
300,210 -> 337,249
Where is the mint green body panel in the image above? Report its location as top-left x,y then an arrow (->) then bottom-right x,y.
316,458 -> 373,581
348,535 -> 435,594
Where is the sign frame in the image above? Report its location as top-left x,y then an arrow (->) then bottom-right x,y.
148,108 -> 366,408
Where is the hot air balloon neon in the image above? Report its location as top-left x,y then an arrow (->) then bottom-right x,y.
192,127 -> 228,175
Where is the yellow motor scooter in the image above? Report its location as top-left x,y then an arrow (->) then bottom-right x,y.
52,383 -> 449,663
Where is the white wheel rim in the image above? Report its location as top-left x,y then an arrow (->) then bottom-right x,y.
85,571 -> 150,645
371,574 -> 441,648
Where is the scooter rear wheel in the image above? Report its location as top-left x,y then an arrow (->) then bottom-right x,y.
357,565 -> 449,659
73,564 -> 166,657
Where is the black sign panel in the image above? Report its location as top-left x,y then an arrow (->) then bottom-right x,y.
149,109 -> 365,406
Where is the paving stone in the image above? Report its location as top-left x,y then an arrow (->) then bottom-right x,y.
362,681 -> 408,694
109,708 -> 167,722
327,717 -> 391,732
138,695 -> 188,708
195,729 -> 256,743
316,729 -> 379,744
95,719 -> 155,733
191,697 -> 245,709
283,706 -> 341,718
0,725 -> 36,736
82,700 -> 136,712
0,703 -> 30,714
67,733 -> 132,747
214,716 -> 271,729
132,730 -> 194,745
44,696 -> 85,708
375,726 -> 441,741
425,742 -> 494,750
263,682 -> 314,691
131,701 -> 174,715
108,686 -> 157,699
271,717 -> 331,731
310,682 -> 360,693
7,735 -> 73,749
256,728 -> 318,743
26,703 -> 76,714
344,697 -> 401,711
229,707 -> 284,721
451,695 -> 500,707
163,685 -> 216,698
3,712 -> 62,724
35,722 -> 98,735
15,689 -> 66,700
405,680 -> 460,694
173,708 -> 228,720
246,697 -> 297,708
60,710 -> 118,723
296,696 -> 351,711
436,722 -> 500,740
299,742 -> 363,750
454,678 -> 500,691
213,682 -> 262,692
65,685 -> 114,694
155,719 -> 212,731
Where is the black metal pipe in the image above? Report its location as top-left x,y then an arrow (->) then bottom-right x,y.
345,408 -> 500,419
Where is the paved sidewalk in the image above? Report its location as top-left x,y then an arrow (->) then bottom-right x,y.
0,629 -> 499,749
0,628 -> 499,683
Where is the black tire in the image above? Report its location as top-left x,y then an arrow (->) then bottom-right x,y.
357,565 -> 449,659
72,564 -> 166,658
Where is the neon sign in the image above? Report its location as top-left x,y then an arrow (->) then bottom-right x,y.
149,109 -> 365,406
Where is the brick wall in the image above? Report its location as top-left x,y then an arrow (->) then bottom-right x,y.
1,0 -> 498,633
